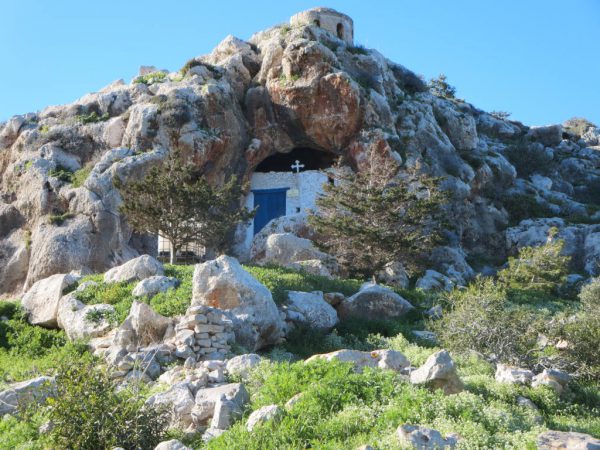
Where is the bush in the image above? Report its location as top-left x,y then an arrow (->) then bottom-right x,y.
47,363 -> 169,449
74,279 -> 135,324
134,71 -> 167,85
563,117 -> 597,138
501,193 -> 554,225
428,74 -> 456,99
47,212 -> 74,226
432,278 -> 539,366
71,165 -> 93,188
498,230 -> 570,297
48,165 -> 74,183
555,279 -> 600,380
347,44 -> 368,55
75,111 -> 109,124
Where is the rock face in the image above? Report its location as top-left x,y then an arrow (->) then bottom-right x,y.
337,284 -> 413,321
192,255 -> 284,351
1,7 -> 599,295
536,430 -> 600,450
21,273 -> 79,327
409,350 -> 463,395
0,376 -> 56,417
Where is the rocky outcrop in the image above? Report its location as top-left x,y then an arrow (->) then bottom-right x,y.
56,292 -> 115,340
1,7 -> 599,295
409,350 -> 463,395
192,255 -> 284,351
21,273 -> 79,327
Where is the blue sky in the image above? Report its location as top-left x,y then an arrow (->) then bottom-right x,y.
1,0 -> 599,126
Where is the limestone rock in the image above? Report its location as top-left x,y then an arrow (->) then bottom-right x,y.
409,350 -> 463,395
104,255 -> 164,283
495,364 -> 534,385
210,394 -> 243,430
57,293 -> 115,340
112,300 -> 174,351
132,275 -> 178,298
532,369 -> 571,394
192,383 -> 249,426
536,430 -> 600,450
246,404 -> 283,432
22,273 -> 79,327
397,424 -> 458,449
154,440 -> 191,450
146,383 -> 195,429
526,125 -> 563,147
377,261 -> 410,289
283,291 -> 339,331
415,270 -> 455,292
0,376 -> 56,417
192,255 -> 284,351
225,354 -> 261,380
337,284 -> 413,321
306,349 -> 409,373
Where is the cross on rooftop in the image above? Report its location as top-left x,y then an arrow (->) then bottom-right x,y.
291,160 -> 305,173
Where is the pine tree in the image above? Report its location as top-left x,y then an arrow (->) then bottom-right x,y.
116,151 -> 254,264
309,153 -> 448,280
428,74 -> 456,99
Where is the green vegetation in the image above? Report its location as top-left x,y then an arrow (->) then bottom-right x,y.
48,164 -> 74,183
428,74 -> 456,99
71,164 -> 93,187
134,71 -> 168,85
490,111 -> 512,120
563,117 -> 596,138
0,302 -> 91,384
47,363 -> 169,449
501,192 -> 554,225
504,141 -> 556,178
47,212 -> 75,226
116,151 -> 254,263
310,153 -> 447,279
347,44 -> 369,55
75,111 -> 110,124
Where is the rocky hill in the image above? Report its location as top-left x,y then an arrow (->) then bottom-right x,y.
0,8 -> 599,450
1,9 -> 599,296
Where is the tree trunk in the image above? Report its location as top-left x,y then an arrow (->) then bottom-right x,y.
170,244 -> 178,265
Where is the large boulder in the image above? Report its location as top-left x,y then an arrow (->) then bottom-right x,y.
104,255 -> 164,283
111,300 -> 174,351
191,383 -> 249,426
409,350 -> 464,395
495,364 -> 534,385
526,124 -> 563,147
0,376 -> 56,416
191,255 -> 284,351
132,275 -> 178,298
146,383 -> 196,430
306,349 -> 409,373
536,430 -> 600,450
21,273 -> 79,327
337,284 -> 413,321
56,292 -> 115,340
415,270 -> 455,292
283,291 -> 339,331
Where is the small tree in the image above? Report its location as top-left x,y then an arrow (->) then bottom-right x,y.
428,74 -> 456,99
498,228 -> 570,296
309,153 -> 447,280
116,151 -> 254,263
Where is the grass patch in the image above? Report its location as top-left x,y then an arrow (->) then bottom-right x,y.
71,165 -> 92,188
47,212 -> 74,226
134,71 -> 167,85
75,111 -> 109,125
48,165 -> 74,183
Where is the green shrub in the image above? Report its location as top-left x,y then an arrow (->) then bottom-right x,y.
180,58 -> 203,76
71,165 -> 93,188
47,363 -> 169,450
48,165 -> 74,183
134,71 -> 168,85
498,230 -> 570,296
244,265 -> 362,304
75,280 -> 135,324
428,74 -> 456,99
149,264 -> 193,316
47,212 -> 74,226
563,117 -> 596,138
75,111 -> 109,124
347,44 -> 368,55
432,278 -> 539,366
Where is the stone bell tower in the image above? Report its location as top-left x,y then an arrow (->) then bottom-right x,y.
290,7 -> 354,46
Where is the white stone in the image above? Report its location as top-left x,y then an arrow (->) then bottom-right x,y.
146,383 -> 195,429
154,440 -> 191,450
104,255 -> 164,284
225,354 -> 261,380
306,349 -> 409,372
192,255 -> 284,351
537,430 -> 600,450
495,364 -> 534,385
192,383 -> 249,426
415,270 -> 455,292
57,293 -> 115,340
246,404 -> 283,432
21,273 -> 79,327
103,117 -> 125,148
210,395 -> 243,430
0,376 -> 56,416
409,350 -> 463,395
132,276 -> 178,298
284,291 -> 339,331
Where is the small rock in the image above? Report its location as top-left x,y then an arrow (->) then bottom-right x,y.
495,363 -> 534,385
337,284 -> 413,321
285,392 -> 304,409
104,255 -> 164,284
409,350 -> 463,395
397,424 -> 458,449
306,349 -> 409,373
154,439 -> 192,450
132,276 -> 178,298
246,404 -> 283,432
225,354 -> 261,380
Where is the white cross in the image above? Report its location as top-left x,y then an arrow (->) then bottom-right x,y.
291,160 -> 305,173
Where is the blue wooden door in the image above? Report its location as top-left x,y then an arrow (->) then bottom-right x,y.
253,188 -> 289,235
